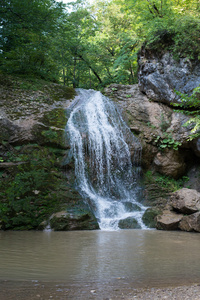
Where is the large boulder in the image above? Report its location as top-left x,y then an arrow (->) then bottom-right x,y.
156,210 -> 183,230
153,150 -> 186,179
142,207 -> 161,228
179,212 -> 200,232
138,48 -> 200,105
49,210 -> 99,231
118,217 -> 141,229
171,188 -> 200,214
0,76 -> 75,148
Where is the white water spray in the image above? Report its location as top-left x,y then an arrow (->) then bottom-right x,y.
65,89 -> 147,230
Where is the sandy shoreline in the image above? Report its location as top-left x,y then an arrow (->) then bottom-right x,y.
1,280 -> 200,300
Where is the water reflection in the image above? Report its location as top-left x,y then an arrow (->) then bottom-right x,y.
0,230 -> 200,286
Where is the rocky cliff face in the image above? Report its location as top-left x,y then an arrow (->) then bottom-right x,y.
0,75 -> 99,230
105,84 -> 200,177
105,49 -> 200,232
138,47 -> 200,105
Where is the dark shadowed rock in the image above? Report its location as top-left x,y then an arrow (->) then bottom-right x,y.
184,166 -> 200,192
171,188 -> 200,214
118,217 -> 141,229
142,207 -> 161,228
179,212 -> 200,232
156,210 -> 183,230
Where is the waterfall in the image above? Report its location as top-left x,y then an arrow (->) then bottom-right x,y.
65,89 -> 147,230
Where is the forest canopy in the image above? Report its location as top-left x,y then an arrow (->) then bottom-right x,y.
0,0 -> 200,88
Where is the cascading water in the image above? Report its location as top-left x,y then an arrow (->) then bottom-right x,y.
65,89 -> 147,230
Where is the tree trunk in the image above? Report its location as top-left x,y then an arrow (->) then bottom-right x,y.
78,54 -> 102,84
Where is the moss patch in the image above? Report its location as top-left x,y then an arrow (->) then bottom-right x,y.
142,170 -> 189,207
118,217 -> 141,229
142,208 -> 161,228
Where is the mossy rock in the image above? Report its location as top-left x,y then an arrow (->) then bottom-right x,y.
118,217 -> 141,229
123,202 -> 142,212
42,108 -> 67,128
142,208 -> 161,228
50,209 -> 99,231
32,108 -> 68,148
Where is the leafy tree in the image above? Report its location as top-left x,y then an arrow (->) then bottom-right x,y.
0,0 -> 199,87
0,0 -> 65,80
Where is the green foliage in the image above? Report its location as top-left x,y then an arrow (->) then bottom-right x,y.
159,112 -> 170,131
0,0 -> 199,87
173,85 -> 200,141
145,15 -> 200,60
172,16 -> 200,60
42,129 -> 58,142
0,146 -> 64,230
145,170 -> 189,193
154,133 -> 182,150
0,0 -> 65,81
143,170 -> 189,206
121,0 -> 200,60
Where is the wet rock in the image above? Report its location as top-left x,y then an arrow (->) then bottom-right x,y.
50,210 -> 99,231
179,212 -> 200,232
156,210 -> 183,230
171,188 -> 200,214
123,202 -> 141,212
38,220 -> 48,230
142,208 -> 161,228
118,217 -> 141,229
138,49 -> 200,105
153,149 -> 186,179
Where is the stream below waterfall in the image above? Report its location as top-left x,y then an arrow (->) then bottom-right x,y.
1,230 -> 200,287
65,89 -> 147,230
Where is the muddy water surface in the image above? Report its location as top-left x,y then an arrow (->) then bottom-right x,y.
0,230 -> 200,299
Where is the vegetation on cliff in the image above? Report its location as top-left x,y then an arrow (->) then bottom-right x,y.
1,0 -> 199,88
0,75 -> 99,230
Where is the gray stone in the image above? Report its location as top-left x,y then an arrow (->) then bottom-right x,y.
138,49 -> 200,105
153,149 -> 186,179
179,212 -> 200,232
171,188 -> 200,214
156,210 -> 183,230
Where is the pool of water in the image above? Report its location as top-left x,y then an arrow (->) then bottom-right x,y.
0,230 -> 200,287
